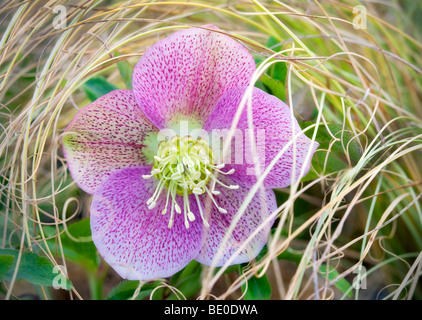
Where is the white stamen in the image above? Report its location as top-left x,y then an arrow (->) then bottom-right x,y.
168,219 -> 174,228
196,180 -> 206,188
175,202 -> 181,214
151,168 -> 161,175
161,186 -> 171,215
171,172 -> 182,180
188,211 -> 195,222
205,187 -> 227,215
168,188 -> 176,228
143,135 -> 238,229
177,163 -> 184,173
195,194 -> 209,228
192,187 -> 204,194
208,172 -> 239,191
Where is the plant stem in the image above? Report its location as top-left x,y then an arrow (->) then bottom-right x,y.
88,272 -> 103,300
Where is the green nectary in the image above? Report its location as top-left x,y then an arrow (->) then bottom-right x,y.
152,135 -> 214,195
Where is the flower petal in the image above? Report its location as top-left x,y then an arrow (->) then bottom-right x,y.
194,175 -> 277,266
132,25 -> 256,129
62,89 -> 158,194
90,167 -> 205,280
204,87 -> 319,188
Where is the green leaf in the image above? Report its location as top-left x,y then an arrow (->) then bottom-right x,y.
115,52 -> 133,89
255,36 -> 288,100
277,248 -> 304,264
300,121 -> 362,162
266,36 -> 282,51
268,61 -> 287,84
0,249 -> 72,290
256,240 -> 304,264
82,76 -> 119,102
264,36 -> 288,82
299,121 -> 362,181
167,260 -> 202,300
0,255 -> 14,278
241,273 -> 272,300
259,74 -> 286,101
45,218 -> 98,271
319,264 -> 353,298
264,35 -> 287,84
106,281 -> 140,300
214,264 -> 242,275
239,243 -> 302,300
106,280 -> 160,300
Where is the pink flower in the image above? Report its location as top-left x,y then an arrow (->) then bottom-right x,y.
62,25 -> 318,280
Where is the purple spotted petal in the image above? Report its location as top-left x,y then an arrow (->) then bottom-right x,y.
62,89 -> 158,194
204,87 -> 319,188
194,175 -> 277,266
90,167 -> 205,280
132,25 -> 256,128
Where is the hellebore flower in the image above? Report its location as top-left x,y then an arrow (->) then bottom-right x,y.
62,25 -> 318,280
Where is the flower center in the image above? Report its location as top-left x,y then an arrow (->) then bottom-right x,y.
142,135 -> 238,229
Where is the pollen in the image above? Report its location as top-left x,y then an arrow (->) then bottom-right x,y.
142,135 -> 238,229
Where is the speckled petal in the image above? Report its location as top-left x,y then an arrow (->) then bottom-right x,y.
204,87 -> 319,188
62,89 -> 158,194
132,25 -> 256,128
194,175 -> 277,266
90,167 -> 205,280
